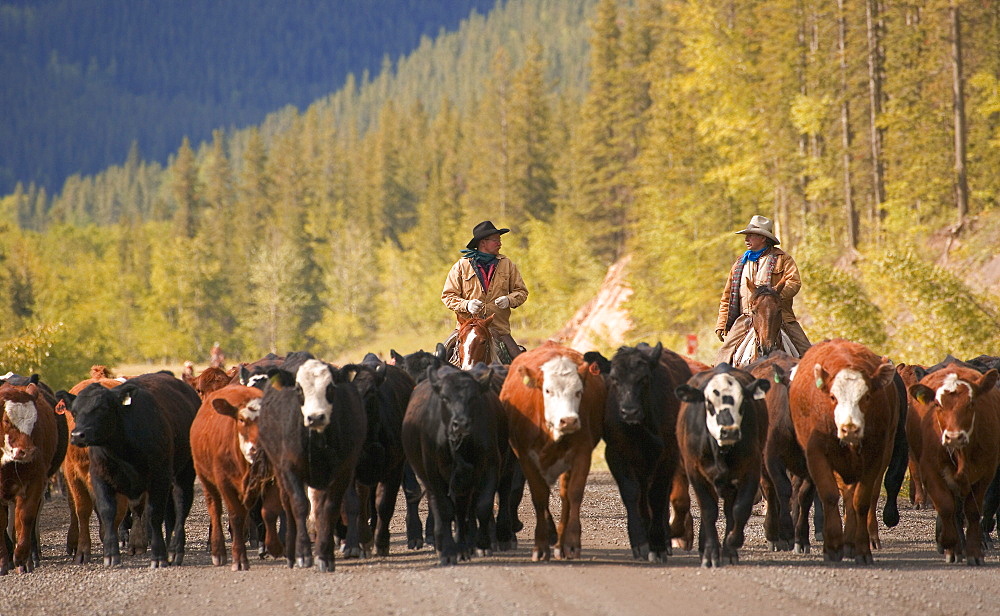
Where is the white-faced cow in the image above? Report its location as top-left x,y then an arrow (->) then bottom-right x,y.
675,363 -> 769,567
255,358 -> 366,571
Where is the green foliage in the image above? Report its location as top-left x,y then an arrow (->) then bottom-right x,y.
797,256 -> 888,350
861,251 -> 1000,364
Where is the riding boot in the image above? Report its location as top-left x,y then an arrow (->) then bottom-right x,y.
497,333 -> 523,361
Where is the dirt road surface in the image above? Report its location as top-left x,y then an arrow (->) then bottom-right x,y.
2,472 -> 996,616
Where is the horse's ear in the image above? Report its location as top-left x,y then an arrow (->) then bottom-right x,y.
746,278 -> 758,294
457,315 -> 471,326
483,314 -> 495,326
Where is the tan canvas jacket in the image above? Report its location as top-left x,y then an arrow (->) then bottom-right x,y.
715,247 -> 802,333
441,254 -> 528,336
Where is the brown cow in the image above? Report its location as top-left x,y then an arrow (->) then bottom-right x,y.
908,365 -> 1000,565
499,341 -> 606,561
190,384 -> 282,570
0,382 -> 61,574
57,366 -> 138,564
184,366 -> 236,399
788,339 -> 898,564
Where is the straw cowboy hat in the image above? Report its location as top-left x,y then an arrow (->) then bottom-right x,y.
735,215 -> 780,245
466,220 -> 510,250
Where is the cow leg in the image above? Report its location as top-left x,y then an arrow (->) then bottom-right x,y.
647,465 -> 673,562
792,476 -> 815,553
143,476 -> 172,568
765,457 -> 794,551
804,447 -> 844,562
374,464 -> 404,557
278,472 -> 312,568
882,405 -> 908,529
849,475 -> 878,565
520,462 -> 554,562
908,458 -> 927,509
125,495 -> 147,555
260,485 -> 284,559
167,466 -> 195,566
840,483 -> 858,559
201,479 -> 227,567
556,459 -> 589,561
0,500 -> 10,575
669,468 -> 693,551
607,451 -> 650,560
401,463 -> 425,550
723,468 -> 760,565
90,478 -> 124,567
964,482 -> 988,566
314,486 -> 339,572
340,482 -> 367,558
494,447 -> 520,551
474,472 -> 498,557
220,482 -> 250,571
427,492 -> 459,566
981,468 -> 1000,549
12,489 -> 42,573
690,473 -> 721,568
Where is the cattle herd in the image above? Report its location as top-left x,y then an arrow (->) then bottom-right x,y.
1,338 -> 999,575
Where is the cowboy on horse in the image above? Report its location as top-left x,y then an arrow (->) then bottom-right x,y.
441,220 -> 529,365
714,215 -> 811,366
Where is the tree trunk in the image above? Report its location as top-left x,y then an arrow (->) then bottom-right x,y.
950,1 -> 970,226
865,0 -> 885,220
838,0 -> 857,249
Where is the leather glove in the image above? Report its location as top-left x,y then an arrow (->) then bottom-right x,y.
494,295 -> 510,310
466,299 -> 484,314
715,329 -> 726,343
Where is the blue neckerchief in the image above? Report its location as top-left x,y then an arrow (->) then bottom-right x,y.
741,248 -> 767,263
460,248 -> 498,266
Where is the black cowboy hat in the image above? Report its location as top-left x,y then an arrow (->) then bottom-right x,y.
466,220 -> 510,250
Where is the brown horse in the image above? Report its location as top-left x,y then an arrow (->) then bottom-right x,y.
730,279 -> 791,367
454,315 -> 496,370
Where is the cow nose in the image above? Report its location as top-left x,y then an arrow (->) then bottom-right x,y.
305,414 -> 328,429
718,426 -> 741,443
559,416 -> 580,434
620,405 -> 642,424
838,423 -> 863,442
942,431 -> 968,449
450,417 -> 471,438
70,430 -> 87,446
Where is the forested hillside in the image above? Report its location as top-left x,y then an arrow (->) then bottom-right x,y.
2,0 -> 999,389
0,0 -> 498,195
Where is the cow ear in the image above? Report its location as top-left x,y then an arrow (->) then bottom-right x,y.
427,366 -> 442,391
750,378 -> 770,400
475,367 -> 493,391
909,383 -> 935,405
435,343 -> 448,361
54,390 -> 75,415
212,398 -> 238,418
519,366 -> 541,389
813,364 -> 830,390
873,358 -> 895,390
266,368 -> 295,390
115,383 -> 139,407
374,362 -> 387,385
240,365 -> 252,385
390,349 -> 404,366
771,365 -> 786,385
640,342 -> 663,364
339,365 -> 362,383
975,369 -> 998,395
583,351 -> 610,375
675,383 -> 704,403
24,382 -> 39,398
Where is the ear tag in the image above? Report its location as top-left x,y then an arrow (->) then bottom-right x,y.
522,375 -> 531,386
773,374 -> 781,384
122,394 -> 132,406
815,377 -> 824,390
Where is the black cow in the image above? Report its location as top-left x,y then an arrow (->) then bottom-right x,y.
256,358 -> 366,571
402,365 -> 503,565
340,353 -> 415,557
56,371 -> 199,568
591,343 -> 690,562
675,363 -> 769,567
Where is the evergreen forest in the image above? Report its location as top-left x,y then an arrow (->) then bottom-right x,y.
2,0 -> 1000,389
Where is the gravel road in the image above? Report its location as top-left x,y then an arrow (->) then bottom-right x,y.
2,471 -> 997,616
